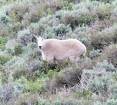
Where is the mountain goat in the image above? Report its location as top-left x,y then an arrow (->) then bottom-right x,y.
34,36 -> 86,64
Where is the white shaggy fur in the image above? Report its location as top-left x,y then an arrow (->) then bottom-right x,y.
35,36 -> 86,64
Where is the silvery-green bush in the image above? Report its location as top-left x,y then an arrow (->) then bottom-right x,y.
89,49 -> 101,59
106,99 -> 117,105
17,29 -> 33,46
0,83 -> 24,105
73,26 -> 91,47
94,60 -> 116,72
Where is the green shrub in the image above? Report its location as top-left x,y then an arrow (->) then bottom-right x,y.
77,14 -> 96,26
38,99 -> 51,105
0,37 -> 7,50
0,55 -> 11,65
95,3 -> 112,20
16,76 -> 47,93
89,49 -> 101,59
99,44 -> 117,67
44,26 -> 56,38
53,24 -> 72,37
107,99 -> 117,105
29,22 -> 45,36
14,45 -> 23,55
73,26 -> 91,47
91,0 -> 114,3
109,83 -> 117,99
90,24 -> 117,49
88,75 -> 111,95
47,70 -> 58,79
10,58 -> 43,80
59,10 -> 96,30
4,56 -> 27,79
25,79 -> 45,93
46,66 -> 82,92
11,93 -> 40,105
74,90 -> 92,99
62,0 -> 74,10
81,60 -> 116,97
0,83 -> 24,105
81,61 -> 116,98
0,24 -> 9,37
6,1 -> 29,22
94,60 -> 116,72
17,29 -> 33,46
48,56 -> 92,91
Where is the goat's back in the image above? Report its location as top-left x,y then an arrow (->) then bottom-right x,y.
42,39 -> 86,55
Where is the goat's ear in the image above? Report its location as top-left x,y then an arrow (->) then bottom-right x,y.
32,34 -> 38,43
33,34 -> 38,40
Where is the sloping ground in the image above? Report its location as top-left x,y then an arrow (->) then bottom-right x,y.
0,0 -> 117,105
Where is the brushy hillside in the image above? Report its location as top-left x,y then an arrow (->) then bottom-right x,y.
0,0 -> 117,105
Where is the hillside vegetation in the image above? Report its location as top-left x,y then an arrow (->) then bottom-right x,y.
0,0 -> 117,105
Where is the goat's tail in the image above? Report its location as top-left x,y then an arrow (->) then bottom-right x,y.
81,47 -> 87,58
83,49 -> 87,57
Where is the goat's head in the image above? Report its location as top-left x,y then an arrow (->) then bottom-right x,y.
33,34 -> 44,49
37,36 -> 44,49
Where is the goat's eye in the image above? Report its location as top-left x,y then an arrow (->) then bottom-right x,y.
39,46 -> 42,49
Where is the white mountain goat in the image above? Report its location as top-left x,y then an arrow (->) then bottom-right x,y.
34,36 -> 86,64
